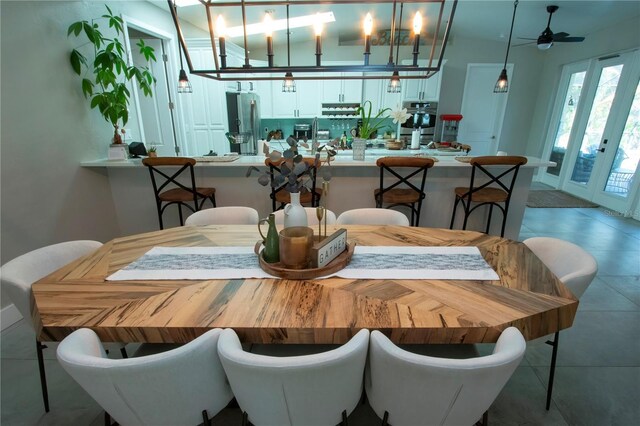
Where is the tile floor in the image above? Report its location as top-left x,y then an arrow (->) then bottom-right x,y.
2,206 -> 639,425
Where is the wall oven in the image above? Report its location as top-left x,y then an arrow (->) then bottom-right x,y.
399,101 -> 438,145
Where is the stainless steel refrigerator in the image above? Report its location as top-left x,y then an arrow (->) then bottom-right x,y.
226,92 -> 261,155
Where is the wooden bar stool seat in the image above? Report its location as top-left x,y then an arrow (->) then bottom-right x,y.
274,188 -> 322,206
374,157 -> 435,226
142,157 -> 216,229
450,155 -> 527,237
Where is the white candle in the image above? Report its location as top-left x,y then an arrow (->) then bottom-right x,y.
411,129 -> 420,150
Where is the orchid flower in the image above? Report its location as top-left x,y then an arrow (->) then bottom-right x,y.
390,108 -> 412,125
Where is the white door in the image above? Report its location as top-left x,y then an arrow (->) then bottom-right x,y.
457,63 -> 512,156
561,51 -> 640,214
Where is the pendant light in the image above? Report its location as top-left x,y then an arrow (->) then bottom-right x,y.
495,0 -> 518,93
282,5 -> 296,93
386,2 -> 403,93
174,1 -> 192,93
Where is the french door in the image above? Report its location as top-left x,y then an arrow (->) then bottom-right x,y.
541,50 -> 640,215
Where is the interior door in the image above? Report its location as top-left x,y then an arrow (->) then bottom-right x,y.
561,51 -> 640,214
457,63 -> 512,156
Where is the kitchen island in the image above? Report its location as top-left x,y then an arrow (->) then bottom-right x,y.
82,148 -> 554,239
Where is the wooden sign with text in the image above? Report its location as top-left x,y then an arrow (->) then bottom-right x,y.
311,229 -> 347,268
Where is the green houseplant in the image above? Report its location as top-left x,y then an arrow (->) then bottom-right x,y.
356,100 -> 390,140
68,5 -> 156,144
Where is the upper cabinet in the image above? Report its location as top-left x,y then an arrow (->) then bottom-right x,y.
362,78 -> 403,115
401,59 -> 446,102
270,78 -> 322,118
321,63 -> 363,104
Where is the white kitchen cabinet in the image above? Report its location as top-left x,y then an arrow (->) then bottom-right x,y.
321,64 -> 363,104
362,78 -> 403,115
270,78 -> 321,118
401,59 -> 445,102
253,79 -> 273,118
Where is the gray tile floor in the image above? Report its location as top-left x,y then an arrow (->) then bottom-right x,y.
2,206 -> 639,425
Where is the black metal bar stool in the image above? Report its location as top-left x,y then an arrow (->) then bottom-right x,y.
374,157 -> 435,226
449,156 -> 527,237
142,157 -> 216,229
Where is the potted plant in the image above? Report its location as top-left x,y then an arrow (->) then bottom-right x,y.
355,100 -> 391,141
147,145 -> 157,158
68,5 -> 156,145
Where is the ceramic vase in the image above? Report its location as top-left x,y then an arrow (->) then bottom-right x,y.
284,192 -> 308,228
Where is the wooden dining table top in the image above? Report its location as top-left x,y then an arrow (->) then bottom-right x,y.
32,225 -> 578,344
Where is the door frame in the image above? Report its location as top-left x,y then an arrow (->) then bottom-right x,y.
458,63 -> 513,156
121,15 -> 183,154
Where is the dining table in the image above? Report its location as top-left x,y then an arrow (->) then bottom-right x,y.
32,225 -> 578,345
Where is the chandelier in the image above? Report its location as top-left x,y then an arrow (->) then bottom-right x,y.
168,0 -> 458,84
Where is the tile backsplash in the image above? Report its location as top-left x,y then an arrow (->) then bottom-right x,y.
260,118 -> 396,140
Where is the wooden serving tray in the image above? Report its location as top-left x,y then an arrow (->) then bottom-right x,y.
257,242 -> 356,279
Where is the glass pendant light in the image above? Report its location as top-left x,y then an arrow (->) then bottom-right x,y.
494,0 -> 518,94
282,72 -> 296,92
387,71 -> 401,93
174,1 -> 192,93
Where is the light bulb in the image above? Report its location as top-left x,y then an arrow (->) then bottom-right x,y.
216,15 -> 226,37
413,12 -> 422,35
264,13 -> 273,37
363,13 -> 373,36
314,13 -> 323,36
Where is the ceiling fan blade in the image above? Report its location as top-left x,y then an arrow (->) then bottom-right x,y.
552,32 -> 570,39
518,37 -> 537,41
514,41 -> 536,47
555,36 -> 586,43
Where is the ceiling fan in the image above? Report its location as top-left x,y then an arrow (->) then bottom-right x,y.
519,5 -> 585,50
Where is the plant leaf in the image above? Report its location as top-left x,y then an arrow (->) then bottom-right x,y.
70,50 -> 82,75
81,79 -> 93,97
258,174 -> 270,186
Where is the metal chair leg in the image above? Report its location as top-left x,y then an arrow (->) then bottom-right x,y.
36,340 -> 49,412
450,197 -> 460,229
486,204 -> 494,234
201,409 -> 211,426
104,412 -> 111,426
119,347 -> 128,359
382,411 -> 389,426
546,331 -> 560,410
341,409 -> 348,426
241,411 -> 248,426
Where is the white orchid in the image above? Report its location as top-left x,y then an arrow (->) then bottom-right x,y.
390,108 -> 412,124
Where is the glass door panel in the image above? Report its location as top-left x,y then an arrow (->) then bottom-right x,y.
570,64 -> 623,185
602,81 -> 640,197
547,71 -> 586,176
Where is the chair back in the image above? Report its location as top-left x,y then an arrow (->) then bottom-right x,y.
273,207 -> 337,226
375,157 -> 434,204
185,207 -> 260,225
336,208 -> 410,226
0,241 -> 102,331
466,156 -> 528,200
523,237 -> 597,298
218,328 -> 369,426
367,328 -> 525,426
265,157 -> 320,211
142,157 -> 199,205
57,328 -> 233,426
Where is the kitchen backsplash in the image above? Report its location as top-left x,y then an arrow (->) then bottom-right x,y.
261,118 -> 396,140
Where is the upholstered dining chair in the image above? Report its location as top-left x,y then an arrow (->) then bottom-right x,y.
366,327 -> 526,426
272,207 -> 337,226
142,157 -> 216,229
0,240 -> 127,413
184,206 -> 260,225
218,328 -> 369,426
449,156 -> 527,237
336,208 -> 410,226
523,237 -> 598,410
57,328 -> 233,426
374,156 -> 435,226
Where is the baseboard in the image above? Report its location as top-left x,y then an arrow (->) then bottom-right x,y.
1,304 -> 23,331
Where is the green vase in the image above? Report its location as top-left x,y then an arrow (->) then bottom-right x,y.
258,213 -> 280,263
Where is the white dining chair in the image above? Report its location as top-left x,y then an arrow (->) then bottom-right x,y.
272,207 -> 337,226
523,237 -> 598,410
336,208 -> 410,226
218,328 -> 369,426
57,328 -> 233,426
0,240 -> 127,413
366,327 -> 526,426
184,206 -> 260,225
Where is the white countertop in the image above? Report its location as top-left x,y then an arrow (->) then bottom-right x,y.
81,149 -> 555,168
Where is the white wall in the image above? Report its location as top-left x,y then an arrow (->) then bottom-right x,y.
0,1 -> 204,309
526,15 -> 640,158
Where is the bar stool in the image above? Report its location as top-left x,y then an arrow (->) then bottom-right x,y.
142,157 -> 216,229
449,156 -> 527,237
374,157 -> 435,226
265,157 -> 321,211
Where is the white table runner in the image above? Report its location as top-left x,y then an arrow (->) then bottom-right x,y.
106,246 -> 499,281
